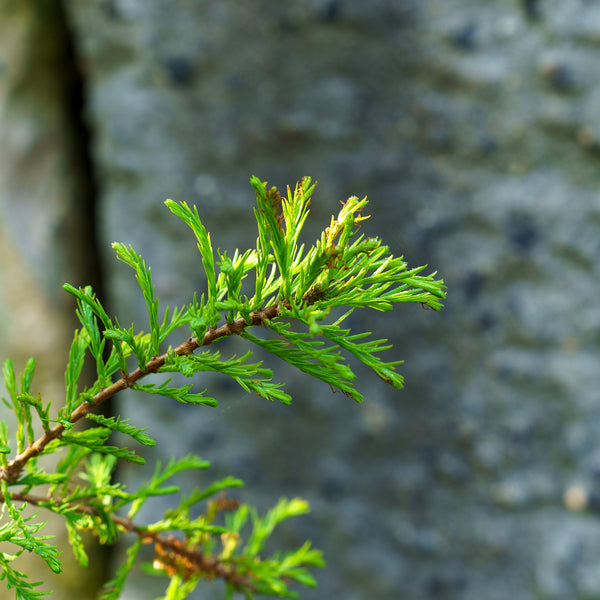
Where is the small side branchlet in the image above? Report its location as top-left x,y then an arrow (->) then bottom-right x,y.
0,176 -> 445,599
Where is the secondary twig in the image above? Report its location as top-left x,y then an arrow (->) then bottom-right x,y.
1,490 -> 252,589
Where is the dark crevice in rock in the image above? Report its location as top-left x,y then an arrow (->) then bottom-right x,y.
57,1 -> 105,301
55,0 -> 113,587
523,0 -> 542,21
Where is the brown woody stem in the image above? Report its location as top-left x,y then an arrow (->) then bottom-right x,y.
0,303 -> 281,483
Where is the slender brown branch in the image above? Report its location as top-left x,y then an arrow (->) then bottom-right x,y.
0,302 -> 281,483
1,490 -> 253,590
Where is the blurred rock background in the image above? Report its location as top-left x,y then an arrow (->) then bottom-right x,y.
0,1 -> 105,597
2,0 -> 600,598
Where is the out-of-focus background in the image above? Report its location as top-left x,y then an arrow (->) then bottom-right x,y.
1,1 -> 600,598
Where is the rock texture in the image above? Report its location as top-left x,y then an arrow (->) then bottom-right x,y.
66,1 -> 600,599
2,0 -> 600,598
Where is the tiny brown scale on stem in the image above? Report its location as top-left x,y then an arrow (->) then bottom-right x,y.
266,186 -> 284,231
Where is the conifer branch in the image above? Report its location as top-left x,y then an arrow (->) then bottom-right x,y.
0,176 -> 444,599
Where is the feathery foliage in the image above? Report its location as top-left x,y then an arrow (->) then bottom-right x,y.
0,177 -> 445,598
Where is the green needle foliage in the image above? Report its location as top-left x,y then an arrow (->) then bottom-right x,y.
0,176 -> 445,599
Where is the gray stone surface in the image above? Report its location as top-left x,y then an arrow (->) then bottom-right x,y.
1,0 -> 600,598
65,1 -> 600,598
